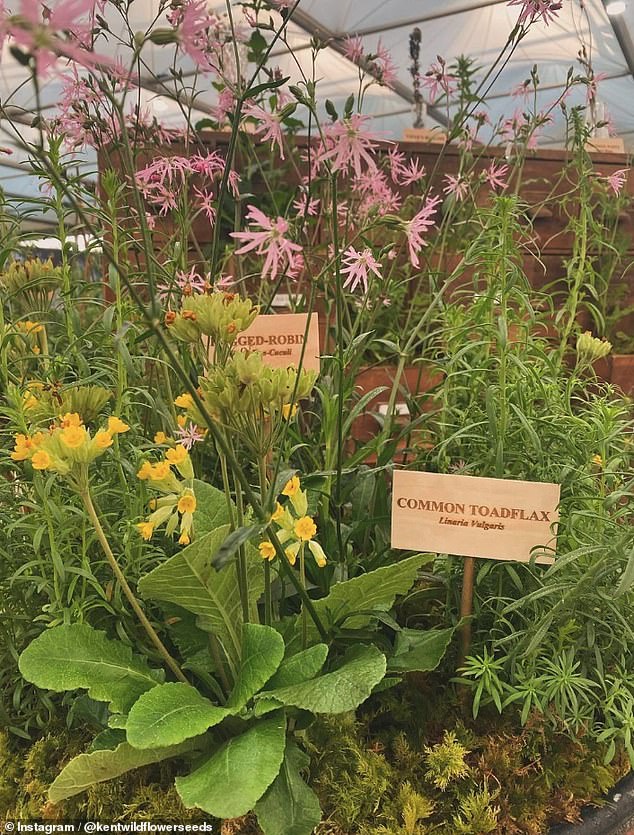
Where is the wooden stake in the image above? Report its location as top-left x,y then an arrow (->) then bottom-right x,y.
457,556 -> 476,672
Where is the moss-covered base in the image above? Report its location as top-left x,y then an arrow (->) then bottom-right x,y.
307,683 -> 629,835
0,684 -> 627,835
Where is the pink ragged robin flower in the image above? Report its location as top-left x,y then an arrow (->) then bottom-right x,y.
176,422 -> 205,450
443,173 -> 469,201
421,58 -> 457,104
404,194 -> 441,268
292,191 -> 320,217
340,246 -> 383,294
1,0 -> 109,76
605,169 -> 629,196
343,34 -> 364,63
317,114 -> 382,178
243,103 -> 286,159
484,161 -> 509,191
507,0 -> 562,26
231,205 -> 303,281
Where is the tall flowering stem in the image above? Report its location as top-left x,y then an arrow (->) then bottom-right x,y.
330,176 -> 346,567
80,482 -> 188,684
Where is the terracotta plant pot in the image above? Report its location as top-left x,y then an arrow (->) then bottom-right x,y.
610,354 -> 634,396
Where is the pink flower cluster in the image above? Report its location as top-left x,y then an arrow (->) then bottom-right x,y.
405,195 -> 441,268
135,152 -> 239,220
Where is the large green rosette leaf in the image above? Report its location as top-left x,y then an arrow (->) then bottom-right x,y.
226,623 -> 285,710
192,479 -> 232,536
257,645 -> 386,714
19,624 -> 159,713
266,644 -> 329,690
138,526 -> 263,663
255,740 -> 321,835
176,716 -> 286,818
49,740 -> 195,803
388,626 -> 456,673
301,554 -> 431,643
126,682 -> 232,749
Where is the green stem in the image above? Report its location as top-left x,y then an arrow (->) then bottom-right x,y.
234,477 -> 251,624
80,484 -> 188,684
299,544 -> 307,650
258,455 -> 273,626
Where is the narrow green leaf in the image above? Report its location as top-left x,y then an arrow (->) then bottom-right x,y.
615,545 -> 634,597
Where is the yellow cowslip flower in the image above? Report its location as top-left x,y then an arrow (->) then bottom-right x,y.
259,541 -> 276,561
31,449 -> 52,470
282,403 -> 298,420
16,320 -> 43,335
177,414 -> 187,428
282,475 -> 300,497
271,501 -> 284,522
22,391 -> 39,410
137,521 -> 154,541
107,416 -> 130,434
149,461 -> 172,481
166,445 -> 188,465
154,431 -> 168,444
60,412 -> 83,428
174,393 -> 194,410
177,493 -> 196,514
294,516 -> 317,542
11,433 -> 33,461
32,346 -> 40,355
285,543 -> 299,566
592,454 -> 604,468
60,425 -> 88,449
137,461 -> 154,480
308,540 -> 327,568
178,532 -> 191,546
94,430 -> 113,450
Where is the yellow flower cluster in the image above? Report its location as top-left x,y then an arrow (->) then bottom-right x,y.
259,476 -> 327,568
10,413 -> 129,475
136,444 -> 197,546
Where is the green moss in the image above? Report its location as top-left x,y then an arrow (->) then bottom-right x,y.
0,728 -> 214,825
308,683 -> 626,835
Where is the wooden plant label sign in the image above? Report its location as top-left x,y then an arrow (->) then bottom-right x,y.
391,471 -> 560,564
402,127 -> 447,144
235,312 -> 320,372
585,137 -> 626,154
